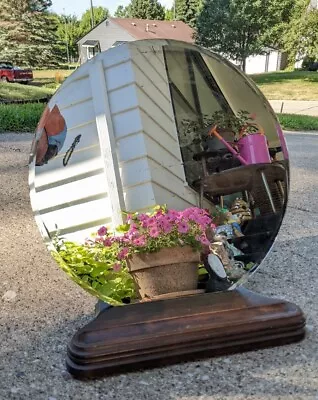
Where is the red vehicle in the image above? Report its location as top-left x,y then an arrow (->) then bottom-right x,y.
0,61 -> 33,84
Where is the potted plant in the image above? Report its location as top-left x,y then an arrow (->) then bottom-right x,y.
53,205 -> 216,304
180,110 -> 257,152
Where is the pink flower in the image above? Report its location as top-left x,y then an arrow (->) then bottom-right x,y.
133,235 -> 147,247
97,226 -> 107,236
149,226 -> 160,238
161,221 -> 173,233
103,238 -> 113,247
178,221 -> 189,234
118,247 -> 129,260
113,263 -> 122,272
196,234 -> 210,246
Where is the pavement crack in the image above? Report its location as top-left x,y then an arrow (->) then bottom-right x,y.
289,205 -> 316,214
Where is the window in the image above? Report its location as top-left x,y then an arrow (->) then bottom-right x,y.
82,40 -> 101,60
163,47 -> 233,187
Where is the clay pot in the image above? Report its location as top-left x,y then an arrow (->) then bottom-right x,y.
126,246 -> 201,300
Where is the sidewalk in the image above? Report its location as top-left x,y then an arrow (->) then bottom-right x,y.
269,100 -> 318,116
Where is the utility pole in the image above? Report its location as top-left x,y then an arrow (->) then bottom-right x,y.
174,0 -> 176,20
90,0 -> 95,29
63,8 -> 70,67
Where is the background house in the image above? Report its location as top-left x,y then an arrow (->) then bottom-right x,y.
77,18 -> 194,64
77,17 -> 285,74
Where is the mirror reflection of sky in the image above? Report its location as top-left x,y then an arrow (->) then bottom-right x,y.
51,0 -> 173,17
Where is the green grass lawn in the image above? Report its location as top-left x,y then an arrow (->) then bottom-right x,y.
277,113 -> 318,131
250,71 -> 318,101
0,82 -> 56,101
0,69 -> 75,101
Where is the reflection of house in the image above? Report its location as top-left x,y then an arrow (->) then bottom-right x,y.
77,18 -> 285,74
77,18 -> 194,64
32,40 -> 285,244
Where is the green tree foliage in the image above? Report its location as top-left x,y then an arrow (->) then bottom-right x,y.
114,5 -> 130,18
126,0 -> 165,20
164,6 -> 175,20
78,6 -> 109,36
0,0 -> 61,67
55,14 -> 80,62
283,0 -> 318,63
196,0 -> 296,71
175,0 -> 202,27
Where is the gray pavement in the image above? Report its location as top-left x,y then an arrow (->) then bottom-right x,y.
269,100 -> 318,116
0,132 -> 317,400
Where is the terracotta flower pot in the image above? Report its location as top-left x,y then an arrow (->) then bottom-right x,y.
126,246 -> 201,300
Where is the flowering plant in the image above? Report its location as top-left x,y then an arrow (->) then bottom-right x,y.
53,206 -> 215,306
93,205 -> 216,268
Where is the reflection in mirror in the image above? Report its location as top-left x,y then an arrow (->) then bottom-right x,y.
29,39 -> 289,306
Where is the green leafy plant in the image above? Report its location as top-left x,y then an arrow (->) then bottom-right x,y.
53,205 -> 216,305
52,239 -> 136,306
180,110 -> 257,150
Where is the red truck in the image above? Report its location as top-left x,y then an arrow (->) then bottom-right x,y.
0,61 -> 33,84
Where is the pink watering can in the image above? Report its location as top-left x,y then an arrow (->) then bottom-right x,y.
208,123 -> 271,166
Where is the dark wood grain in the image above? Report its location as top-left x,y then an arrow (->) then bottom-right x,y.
66,288 -> 306,379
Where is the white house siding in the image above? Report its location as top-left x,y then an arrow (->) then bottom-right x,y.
103,42 -> 202,214
30,41 -> 215,245
230,51 -> 280,74
78,20 -> 135,64
30,66 -> 114,244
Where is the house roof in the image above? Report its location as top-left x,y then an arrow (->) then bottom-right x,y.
82,40 -> 100,47
77,18 -> 195,44
109,18 -> 195,43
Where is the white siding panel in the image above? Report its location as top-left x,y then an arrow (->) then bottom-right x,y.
41,197 -> 112,233
35,146 -> 102,178
131,45 -> 167,80
143,135 -> 185,180
112,108 -> 142,138
53,77 -> 92,110
61,99 -> 96,130
134,69 -> 172,118
108,84 -> 139,114
35,174 -> 108,211
35,157 -> 104,188
117,133 -> 146,163
105,61 -> 135,91
124,182 -> 156,211
137,88 -> 174,130
120,158 -> 151,189
152,183 -> 199,210
61,121 -> 99,151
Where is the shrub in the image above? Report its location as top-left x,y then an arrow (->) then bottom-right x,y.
0,103 -> 46,132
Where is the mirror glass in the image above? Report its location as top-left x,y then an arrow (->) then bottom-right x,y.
29,40 -> 289,305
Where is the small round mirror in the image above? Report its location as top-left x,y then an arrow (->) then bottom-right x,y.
29,40 -> 289,306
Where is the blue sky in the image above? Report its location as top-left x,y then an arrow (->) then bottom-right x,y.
50,0 -> 173,17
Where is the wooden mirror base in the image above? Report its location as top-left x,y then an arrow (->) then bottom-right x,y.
66,288 -> 306,379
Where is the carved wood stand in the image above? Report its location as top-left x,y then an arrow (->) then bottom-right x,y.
66,288 -> 306,379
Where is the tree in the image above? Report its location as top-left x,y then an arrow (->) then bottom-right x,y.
126,0 -> 165,20
164,6 -> 174,20
114,5 -> 130,18
55,14 -> 80,62
195,0 -> 296,71
175,0 -> 201,27
78,6 -> 109,36
282,0 -> 318,64
0,0 -> 61,67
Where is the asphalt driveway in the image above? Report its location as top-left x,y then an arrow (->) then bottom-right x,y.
0,132 -> 317,400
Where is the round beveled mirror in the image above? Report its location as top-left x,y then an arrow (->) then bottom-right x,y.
29,39 -> 289,305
